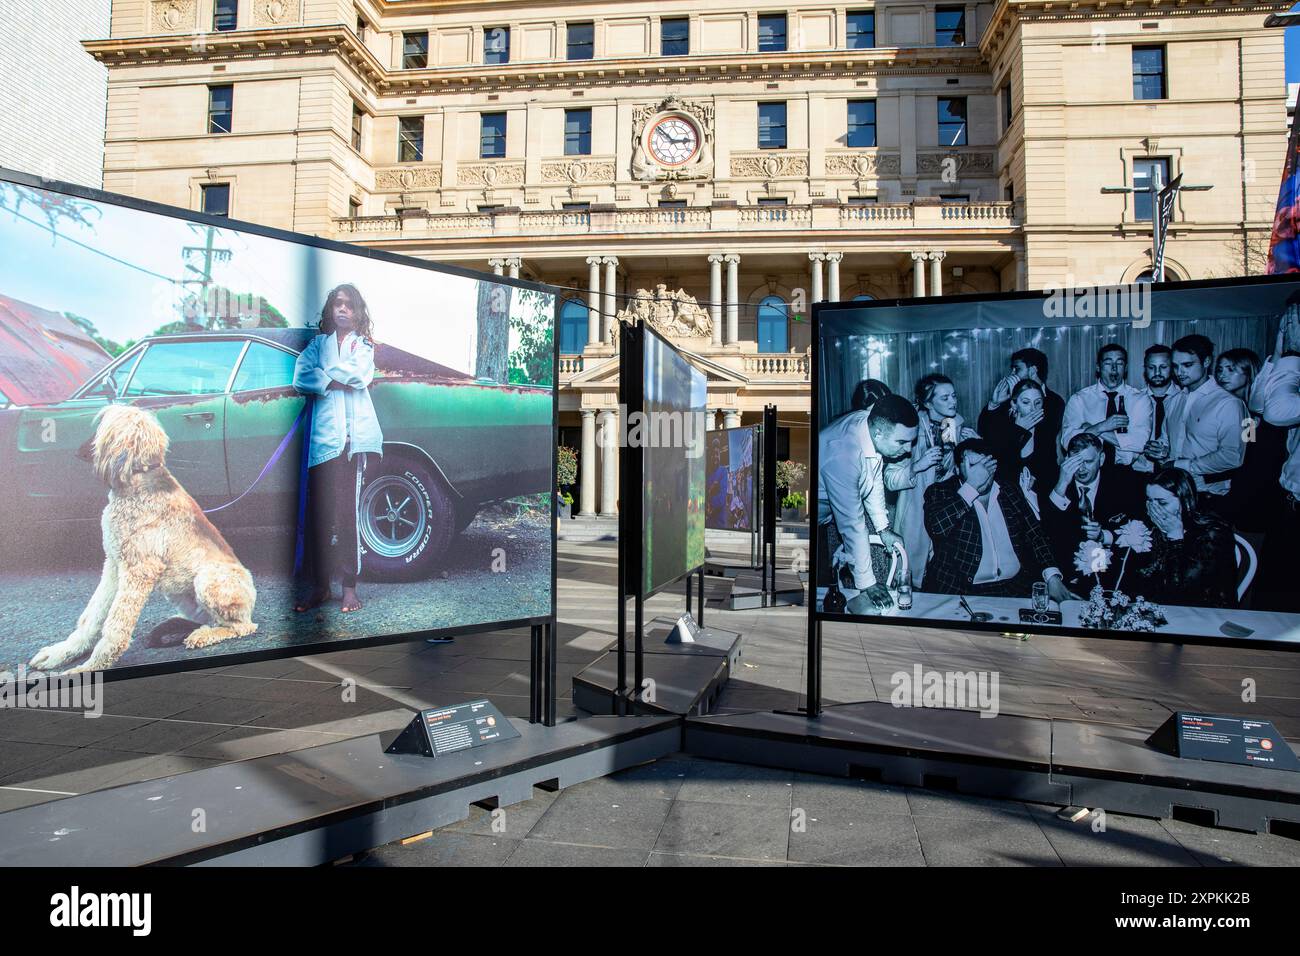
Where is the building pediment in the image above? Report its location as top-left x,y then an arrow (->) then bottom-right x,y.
566,341 -> 749,389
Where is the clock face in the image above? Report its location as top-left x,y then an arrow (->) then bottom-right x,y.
648,116 -> 700,167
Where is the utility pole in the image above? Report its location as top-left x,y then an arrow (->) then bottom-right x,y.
181,223 -> 231,328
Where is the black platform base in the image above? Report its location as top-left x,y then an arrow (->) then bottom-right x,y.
572,619 -> 744,717
0,715 -> 679,867
725,569 -> 806,609
685,702 -> 1300,834
704,557 -> 761,579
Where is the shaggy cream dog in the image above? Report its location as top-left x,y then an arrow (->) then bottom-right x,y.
30,404 -> 258,673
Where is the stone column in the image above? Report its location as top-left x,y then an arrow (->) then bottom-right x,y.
809,253 -> 825,305
602,256 -> 619,345
599,407 -> 618,516
911,252 -> 928,298
579,409 -> 597,517
489,257 -> 506,276
826,252 -> 842,303
506,256 -> 521,280
706,409 -> 719,430
708,254 -> 723,345
928,251 -> 945,298
725,253 -> 740,344
586,256 -> 602,345
722,408 -> 741,429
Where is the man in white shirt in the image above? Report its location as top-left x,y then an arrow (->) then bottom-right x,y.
1135,344 -> 1178,458
1150,333 -> 1246,496
817,395 -> 918,608
1250,300 -> 1300,610
1060,343 -> 1153,467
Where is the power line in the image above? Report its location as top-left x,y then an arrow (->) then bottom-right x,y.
3,206 -> 183,284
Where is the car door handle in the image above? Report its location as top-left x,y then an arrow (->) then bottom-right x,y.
184,412 -> 216,427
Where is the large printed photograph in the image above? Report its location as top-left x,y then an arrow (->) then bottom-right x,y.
642,328 -> 706,596
706,426 -> 756,532
815,276 -> 1300,647
0,177 -> 555,675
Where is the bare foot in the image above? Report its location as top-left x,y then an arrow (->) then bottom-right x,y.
340,587 -> 363,613
294,588 -> 333,613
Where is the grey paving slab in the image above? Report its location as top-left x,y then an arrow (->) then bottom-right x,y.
645,851 -> 787,866
1160,819 -> 1300,867
913,814 -> 1064,867
354,832 -> 521,867
504,839 -> 649,867
526,788 -> 673,850
674,758 -> 795,808
905,788 -> 1034,822
788,809 -> 926,866
652,800 -> 792,861
1025,804 -> 1200,867
790,772 -> 911,815
443,791 -> 559,839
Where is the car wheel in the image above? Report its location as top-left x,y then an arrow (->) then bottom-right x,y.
358,454 -> 455,582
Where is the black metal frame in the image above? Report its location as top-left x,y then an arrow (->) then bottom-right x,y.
616,321 -> 709,710
0,167 -> 561,723
806,273 -> 1300,714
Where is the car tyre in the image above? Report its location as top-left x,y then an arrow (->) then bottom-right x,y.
358,453 -> 455,582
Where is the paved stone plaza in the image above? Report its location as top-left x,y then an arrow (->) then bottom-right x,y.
1,537 -> 1299,865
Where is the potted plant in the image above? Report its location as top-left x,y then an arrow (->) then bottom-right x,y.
556,446 -> 578,519
781,490 -> 806,523
775,459 -> 807,521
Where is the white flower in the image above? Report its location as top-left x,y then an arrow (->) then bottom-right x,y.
1116,519 -> 1152,554
1074,540 -> 1111,577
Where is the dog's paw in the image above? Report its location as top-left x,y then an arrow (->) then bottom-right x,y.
30,641 -> 77,671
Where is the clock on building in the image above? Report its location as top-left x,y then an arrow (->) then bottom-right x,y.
647,116 -> 700,167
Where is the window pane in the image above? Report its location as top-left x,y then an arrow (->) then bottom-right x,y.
662,18 -> 689,55
938,97 -> 967,146
847,100 -> 876,147
567,22 -> 594,60
481,113 -> 507,158
935,7 -> 966,46
485,26 -> 510,64
757,297 -> 788,353
403,32 -> 428,68
564,108 -> 591,156
123,341 -> 245,397
399,117 -> 423,162
1132,46 -> 1165,99
559,301 -> 587,354
759,15 -> 787,52
233,343 -> 298,392
1133,158 -> 1168,221
201,184 -> 230,217
213,0 -> 236,32
758,102 -> 787,149
847,12 -> 875,49
208,85 -> 232,134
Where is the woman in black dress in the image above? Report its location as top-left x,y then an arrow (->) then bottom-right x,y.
980,378 -> 1059,512
1132,466 -> 1238,609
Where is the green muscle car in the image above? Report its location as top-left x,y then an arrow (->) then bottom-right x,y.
1,328 -> 553,580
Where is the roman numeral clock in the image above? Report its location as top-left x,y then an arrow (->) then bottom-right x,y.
631,95 -> 715,182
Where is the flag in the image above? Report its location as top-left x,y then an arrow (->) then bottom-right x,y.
1268,120 -> 1300,274
1152,174 -> 1181,282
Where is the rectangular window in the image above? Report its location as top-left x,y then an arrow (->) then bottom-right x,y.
758,14 -> 787,52
351,103 -> 364,152
659,200 -> 688,208
402,31 -> 429,69
201,183 -> 230,217
348,197 -> 361,218
356,16 -> 366,41
758,101 -> 787,149
661,18 -> 689,56
939,193 -> 970,202
935,6 -> 966,46
564,108 -> 592,156
1133,157 -> 1169,221
207,85 -> 233,134
847,195 -> 877,204
938,96 -> 967,146
567,22 -> 594,60
484,26 -> 510,64
757,197 -> 789,205
847,100 -> 876,148
213,0 -> 237,32
562,202 -> 591,212
1001,82 -> 1013,129
846,11 -> 875,49
398,116 -> 423,162
1132,45 -> 1166,100
480,112 -> 507,158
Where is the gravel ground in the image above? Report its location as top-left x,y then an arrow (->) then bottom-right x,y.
0,507 -> 551,673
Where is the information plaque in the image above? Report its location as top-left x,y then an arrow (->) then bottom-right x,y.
1146,711 -> 1300,771
385,699 -> 520,758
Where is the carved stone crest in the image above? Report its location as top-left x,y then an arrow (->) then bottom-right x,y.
615,285 -> 713,339
151,0 -> 196,32
457,163 -> 525,188
917,151 -> 995,175
252,0 -> 301,25
376,166 -> 442,191
729,153 -> 809,179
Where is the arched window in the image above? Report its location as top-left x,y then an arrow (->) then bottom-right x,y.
1135,267 -> 1180,284
852,293 -> 875,302
757,295 -> 788,353
559,298 -> 588,354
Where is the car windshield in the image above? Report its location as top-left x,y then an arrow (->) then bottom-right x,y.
122,340 -> 245,397
79,348 -> 143,399
233,342 -> 298,392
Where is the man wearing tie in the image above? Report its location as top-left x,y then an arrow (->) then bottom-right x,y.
1060,343 -> 1154,467
1137,345 -> 1176,458
1041,432 -> 1144,588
